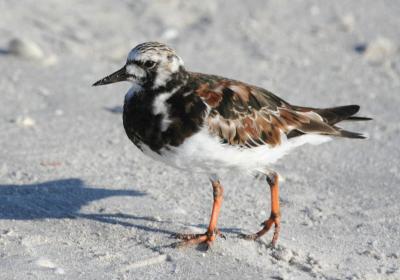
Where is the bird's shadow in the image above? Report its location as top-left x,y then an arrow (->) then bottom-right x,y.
0,178 -> 143,220
0,178 -> 244,251
0,178 -> 176,236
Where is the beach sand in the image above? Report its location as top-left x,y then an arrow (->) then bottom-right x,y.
0,1 -> 399,279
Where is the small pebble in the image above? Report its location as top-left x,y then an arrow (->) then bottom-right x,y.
364,37 -> 396,64
307,254 -> 320,266
162,28 -> 179,40
35,257 -> 56,269
42,54 -> 58,66
368,240 -> 378,248
99,152 -> 108,158
37,87 -> 51,96
8,38 -> 44,60
172,207 -> 187,215
54,268 -> 65,275
348,273 -> 363,280
339,14 -> 355,32
16,116 -> 35,127
11,171 -> 22,180
271,274 -> 285,280
107,138 -> 120,145
1,229 -> 13,236
151,216 -> 162,222
354,44 -> 367,54
301,221 -> 313,227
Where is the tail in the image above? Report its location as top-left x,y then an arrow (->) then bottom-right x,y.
338,129 -> 367,139
314,105 -> 372,124
290,104 -> 372,139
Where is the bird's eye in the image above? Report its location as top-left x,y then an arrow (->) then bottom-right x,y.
144,60 -> 156,68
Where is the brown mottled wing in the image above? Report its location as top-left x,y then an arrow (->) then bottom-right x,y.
191,72 -> 344,147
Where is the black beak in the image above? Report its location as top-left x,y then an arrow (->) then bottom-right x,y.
92,66 -> 129,86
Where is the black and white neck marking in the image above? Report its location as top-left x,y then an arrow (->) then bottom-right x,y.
122,69 -> 206,153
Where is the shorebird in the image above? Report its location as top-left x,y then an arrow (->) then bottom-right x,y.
93,42 -> 370,248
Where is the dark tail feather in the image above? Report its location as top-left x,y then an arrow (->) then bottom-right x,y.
319,105 -> 371,139
288,104 -> 370,139
338,129 -> 367,139
292,104 -> 371,124
315,105 -> 362,124
346,116 -> 373,121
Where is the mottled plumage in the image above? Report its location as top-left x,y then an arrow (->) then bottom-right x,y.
192,73 -> 367,147
93,42 -> 371,249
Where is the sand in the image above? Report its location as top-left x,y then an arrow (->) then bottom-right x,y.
1,0 -> 399,279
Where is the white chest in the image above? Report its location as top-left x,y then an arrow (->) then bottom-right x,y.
141,128 -> 331,175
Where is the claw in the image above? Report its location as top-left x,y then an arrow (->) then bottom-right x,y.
241,216 -> 280,245
215,229 -> 226,240
172,228 -> 225,248
173,180 -> 224,249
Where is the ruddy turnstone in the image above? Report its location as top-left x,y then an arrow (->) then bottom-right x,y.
93,42 -> 370,248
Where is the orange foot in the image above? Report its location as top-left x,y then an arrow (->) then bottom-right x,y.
241,213 -> 281,246
242,172 -> 281,246
173,229 -> 225,249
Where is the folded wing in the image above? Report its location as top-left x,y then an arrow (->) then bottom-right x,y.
192,73 -> 370,147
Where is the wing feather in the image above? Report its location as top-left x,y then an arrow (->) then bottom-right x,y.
192,73 -> 366,147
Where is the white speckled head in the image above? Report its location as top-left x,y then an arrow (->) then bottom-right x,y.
93,42 -> 184,89
126,42 -> 184,88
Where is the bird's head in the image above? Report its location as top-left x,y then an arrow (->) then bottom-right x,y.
93,42 -> 184,89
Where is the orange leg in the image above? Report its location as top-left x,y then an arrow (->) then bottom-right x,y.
174,180 -> 224,249
243,172 -> 281,246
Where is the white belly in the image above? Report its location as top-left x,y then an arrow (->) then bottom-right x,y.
140,128 -> 331,175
